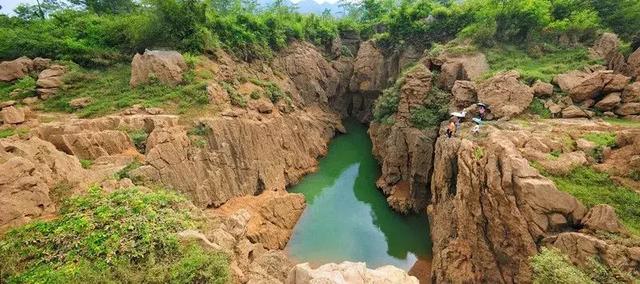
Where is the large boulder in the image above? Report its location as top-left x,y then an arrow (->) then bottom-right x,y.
532,80 -> 554,97
130,50 -> 188,87
435,52 -> 489,90
628,47 -> 640,80
615,103 -> 640,116
622,82 -> 640,103
396,64 -> 432,123
0,57 -> 33,82
589,33 -> 620,60
0,106 -> 26,124
451,80 -> 477,109
287,262 -> 419,284
581,204 -> 625,233
555,70 -> 630,103
561,105 -> 590,119
477,70 -> 534,118
36,65 -> 66,99
594,92 -> 622,111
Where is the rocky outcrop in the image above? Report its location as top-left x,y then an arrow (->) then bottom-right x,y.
477,70 -> 534,119
36,65 -> 66,99
287,262 -> 419,284
532,80 -> 554,97
36,114 -> 177,159
0,57 -> 33,82
130,50 -> 187,87
369,64 -> 440,213
134,108 -> 342,208
629,47 -> 640,80
0,137 -> 88,230
589,33 -> 620,60
214,191 -> 305,250
594,92 -> 622,111
433,51 -> 489,91
349,40 -> 388,93
276,42 -> 345,106
1,106 -> 26,125
581,204 -> 626,234
428,124 -> 587,283
554,70 -> 630,103
451,80 -> 477,110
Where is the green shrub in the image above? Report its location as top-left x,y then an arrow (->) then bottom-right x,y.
549,167 -> 640,235
583,132 -> 617,148
0,187 -> 229,283
222,83 -> 246,108
473,147 -> 485,160
373,87 -> 400,123
0,128 -> 16,139
187,122 -> 210,136
528,98 -> 552,119
80,159 -> 94,169
115,161 -> 142,180
531,248 -> 594,284
128,130 -> 148,153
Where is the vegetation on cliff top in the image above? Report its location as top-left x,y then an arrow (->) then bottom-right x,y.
531,247 -> 629,284
1,0 -> 638,67
0,187 -> 229,284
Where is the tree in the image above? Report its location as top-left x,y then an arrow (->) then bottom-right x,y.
67,0 -> 138,14
14,0 -> 64,20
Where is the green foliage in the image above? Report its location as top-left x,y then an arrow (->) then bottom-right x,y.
473,147 -> 485,160
128,130 -> 148,153
222,83 -> 247,107
410,87 -> 451,129
485,45 -> 602,83
0,128 -> 16,139
115,161 -> 141,180
0,187 -> 229,283
604,118 -> 640,128
373,86 -> 400,123
80,159 -> 94,169
583,132 -> 617,148
187,122 -> 210,136
528,98 -> 552,118
531,248 -> 595,284
549,167 -> 640,235
0,76 -> 37,101
40,64 -> 209,117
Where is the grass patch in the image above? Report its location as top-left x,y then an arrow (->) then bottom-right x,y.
0,128 -> 16,139
79,159 -> 93,169
473,147 -> 485,160
528,98 -> 552,119
548,167 -> 640,235
531,248 -> 593,284
604,118 -> 640,128
222,83 -> 246,108
41,64 -> 209,118
128,130 -> 149,154
115,161 -> 142,181
0,77 -> 38,102
484,45 -> 602,83
0,187 -> 229,283
583,132 -> 617,148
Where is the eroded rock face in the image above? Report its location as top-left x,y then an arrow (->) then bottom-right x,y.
555,70 -> 630,103
36,65 -> 66,99
214,191 -> 305,250
369,64 -> 440,213
477,70 -> 534,119
276,42 -> 346,106
0,137 -> 88,230
1,106 -> 26,124
451,80 -> 477,110
135,108 -> 341,207
589,33 -> 620,60
0,57 -> 33,82
628,47 -> 640,80
287,262 -> 419,284
428,126 -> 586,283
130,50 -> 187,87
349,40 -> 388,93
581,204 -> 625,234
434,52 -> 489,91
532,80 -> 554,97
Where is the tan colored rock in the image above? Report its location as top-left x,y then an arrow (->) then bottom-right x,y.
628,47 -> 640,79
397,64 -> 432,123
0,57 -> 33,82
532,80 -> 554,97
477,71 -> 534,118
581,204 -> 625,233
216,191 -> 305,250
451,80 -> 477,109
277,41 -> 342,105
1,106 -> 25,124
69,97 -> 92,109
137,109 -> 341,207
615,103 -> 640,116
595,92 -> 622,111
130,50 -> 187,87
0,137 -> 88,230
561,105 -> 590,118
287,262 -> 419,284
32,57 -> 51,72
36,65 -> 66,98
622,82 -> 640,103
436,52 -> 489,90
589,33 -> 620,60
555,70 -> 630,103
429,127 -> 587,283
248,98 -> 274,114
22,97 -> 39,105
349,40 -> 387,93
576,138 -> 597,153
248,251 -> 294,283
536,151 -> 588,176
0,100 -> 16,109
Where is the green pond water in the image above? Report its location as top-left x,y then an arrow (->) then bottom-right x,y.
286,119 -> 432,270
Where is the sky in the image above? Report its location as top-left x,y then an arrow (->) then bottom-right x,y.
0,0 -> 345,15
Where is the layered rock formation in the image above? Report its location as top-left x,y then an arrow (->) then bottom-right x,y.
370,64 -> 441,213
133,108 -> 342,207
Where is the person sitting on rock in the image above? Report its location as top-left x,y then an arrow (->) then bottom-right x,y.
477,103 -> 489,120
446,116 -> 457,138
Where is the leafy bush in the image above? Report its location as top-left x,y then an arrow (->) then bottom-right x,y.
0,187 -> 229,283
115,160 -> 142,180
80,159 -> 94,169
0,128 -> 16,139
373,87 -> 400,123
549,167 -> 640,235
528,98 -> 552,118
222,83 -> 246,108
128,130 -> 148,153
583,132 -> 617,148
531,248 -> 594,284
